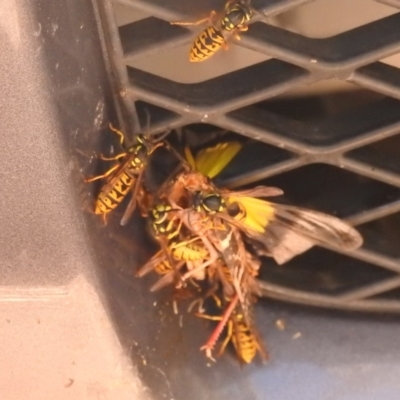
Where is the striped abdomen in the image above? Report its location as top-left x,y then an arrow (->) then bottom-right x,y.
154,259 -> 173,275
170,239 -> 208,261
94,157 -> 143,215
231,314 -> 257,364
190,26 -> 225,62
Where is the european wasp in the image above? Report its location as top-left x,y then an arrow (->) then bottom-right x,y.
136,202 -> 211,288
196,295 -> 268,364
171,0 -> 253,62
190,186 -> 363,264
85,123 -> 167,225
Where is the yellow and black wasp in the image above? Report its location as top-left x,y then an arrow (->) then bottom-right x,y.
171,0 -> 253,62
196,294 -> 268,364
190,185 -> 364,265
85,123 -> 166,225
136,202 -> 209,286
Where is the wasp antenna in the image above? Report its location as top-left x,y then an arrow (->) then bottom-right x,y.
142,108 -> 151,133
165,140 -> 191,166
155,129 -> 171,142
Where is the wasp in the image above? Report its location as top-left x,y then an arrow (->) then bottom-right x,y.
191,186 -> 363,264
171,1 -> 253,62
150,203 -> 208,263
193,239 -> 263,361
196,295 -> 268,364
136,202 -> 211,289
85,123 -> 166,225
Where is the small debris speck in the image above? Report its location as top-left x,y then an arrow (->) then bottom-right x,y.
292,332 -> 302,340
275,319 -> 286,331
64,379 -> 74,388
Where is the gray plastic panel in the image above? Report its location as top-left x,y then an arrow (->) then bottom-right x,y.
0,0 -> 147,399
2,0 -> 400,399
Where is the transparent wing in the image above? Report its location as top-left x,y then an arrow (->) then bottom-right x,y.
227,186 -> 284,199
219,196 -> 363,264
271,203 -> 363,251
136,250 -> 165,277
120,169 -> 144,226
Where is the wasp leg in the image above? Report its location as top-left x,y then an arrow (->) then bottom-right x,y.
222,42 -> 230,50
189,273 -> 222,312
179,234 -> 219,282
108,123 -> 126,146
217,320 -> 233,357
171,10 -> 216,26
196,313 -> 222,322
170,235 -> 203,251
98,152 -> 127,161
199,294 -> 239,360
150,261 -> 186,292
84,163 -> 120,183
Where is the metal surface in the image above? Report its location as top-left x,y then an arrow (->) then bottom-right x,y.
101,0 -> 400,312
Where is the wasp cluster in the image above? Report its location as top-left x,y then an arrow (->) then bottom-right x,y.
85,122 -> 363,365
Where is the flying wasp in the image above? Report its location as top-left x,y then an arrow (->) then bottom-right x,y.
171,0 -> 253,62
85,123 -> 167,225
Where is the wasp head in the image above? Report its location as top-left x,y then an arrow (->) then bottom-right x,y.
193,191 -> 226,214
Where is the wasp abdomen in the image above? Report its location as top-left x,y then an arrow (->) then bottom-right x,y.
154,260 -> 173,275
190,26 -> 225,62
232,317 -> 257,364
171,240 -> 208,261
94,172 -> 136,214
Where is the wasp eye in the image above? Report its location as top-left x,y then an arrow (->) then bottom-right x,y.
202,194 -> 224,213
227,202 -> 242,218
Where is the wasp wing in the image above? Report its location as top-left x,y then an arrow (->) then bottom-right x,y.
136,250 -> 165,277
185,141 -> 242,179
270,203 -> 363,250
220,196 -> 363,264
120,169 -> 144,226
150,264 -> 185,292
246,222 -> 316,265
227,186 -> 284,199
195,141 -> 242,178
96,153 -> 137,196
